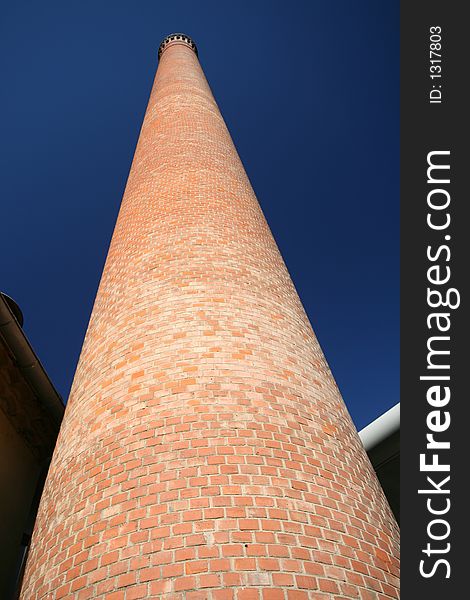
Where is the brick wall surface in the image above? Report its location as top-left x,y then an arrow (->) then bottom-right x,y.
21,37 -> 399,600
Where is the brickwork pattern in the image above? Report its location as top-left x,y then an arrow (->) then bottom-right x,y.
21,41 -> 399,599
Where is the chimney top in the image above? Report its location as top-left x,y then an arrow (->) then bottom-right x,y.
158,33 -> 198,59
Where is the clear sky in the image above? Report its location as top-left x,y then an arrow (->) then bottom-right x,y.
0,0 -> 399,430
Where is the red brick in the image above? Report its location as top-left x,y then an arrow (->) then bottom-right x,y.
238,590 -> 260,600
126,586 -> 149,600
174,576 -> 196,591
262,590 -> 285,600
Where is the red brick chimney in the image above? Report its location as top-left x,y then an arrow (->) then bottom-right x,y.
21,34 -> 399,599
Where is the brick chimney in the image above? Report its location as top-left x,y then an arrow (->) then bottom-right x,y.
21,34 -> 399,599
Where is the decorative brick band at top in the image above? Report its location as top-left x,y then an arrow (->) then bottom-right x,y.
158,33 -> 198,59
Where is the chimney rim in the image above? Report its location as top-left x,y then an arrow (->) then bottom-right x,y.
158,33 -> 198,59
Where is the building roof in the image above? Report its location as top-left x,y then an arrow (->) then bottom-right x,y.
0,293 -> 64,460
359,403 -> 400,523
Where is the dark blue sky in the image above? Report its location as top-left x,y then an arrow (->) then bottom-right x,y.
1,1 -> 399,430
